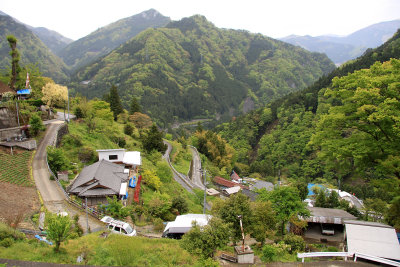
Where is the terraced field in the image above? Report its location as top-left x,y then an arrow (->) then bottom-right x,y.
0,150 -> 33,186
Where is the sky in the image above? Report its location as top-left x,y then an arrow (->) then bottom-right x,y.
0,0 -> 399,40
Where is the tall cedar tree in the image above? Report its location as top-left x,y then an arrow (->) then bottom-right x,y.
7,35 -> 21,91
109,85 -> 123,120
129,96 -> 141,114
142,124 -> 167,153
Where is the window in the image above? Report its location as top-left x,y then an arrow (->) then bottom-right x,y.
109,155 -> 118,160
114,226 -> 121,233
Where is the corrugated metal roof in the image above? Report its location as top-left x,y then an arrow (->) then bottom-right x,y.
306,207 -> 356,224
345,222 -> 400,260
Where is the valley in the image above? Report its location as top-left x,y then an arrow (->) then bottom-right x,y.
0,6 -> 399,266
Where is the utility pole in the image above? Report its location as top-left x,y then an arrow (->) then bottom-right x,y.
238,215 -> 245,252
85,197 -> 89,233
67,89 -> 70,123
203,168 -> 207,214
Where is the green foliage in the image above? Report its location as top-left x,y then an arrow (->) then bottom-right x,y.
47,147 -> 69,174
29,113 -> 45,136
172,195 -> 189,215
142,125 -> 167,153
213,193 -> 252,243
282,233 -> 305,253
72,16 -> 334,125
0,223 -> 25,241
108,85 -> 124,120
386,196 -> 400,229
156,161 -> 173,183
261,242 -> 291,262
123,123 -> 134,136
142,168 -> 162,191
102,196 -> 130,219
250,200 -> 276,244
145,192 -> 172,219
129,96 -> 141,114
259,186 -> 309,235
181,217 -> 231,259
77,146 -> 97,164
46,214 -> 72,252
0,151 -> 33,186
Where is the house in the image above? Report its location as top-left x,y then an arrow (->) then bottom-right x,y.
162,214 -> 212,239
344,220 -> 400,261
250,180 -> 274,191
67,160 -> 129,206
97,149 -> 141,171
206,188 -> 220,196
0,81 -> 14,101
230,170 -> 241,182
222,186 -> 241,196
213,176 -> 248,190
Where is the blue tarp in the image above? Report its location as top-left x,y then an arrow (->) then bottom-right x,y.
17,89 -> 31,95
35,234 -> 53,245
307,183 -> 325,196
129,176 -> 137,188
121,191 -> 128,200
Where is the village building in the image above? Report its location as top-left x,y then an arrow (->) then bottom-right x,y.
97,149 -> 141,171
67,160 -> 129,206
344,220 -> 400,262
0,81 -> 14,101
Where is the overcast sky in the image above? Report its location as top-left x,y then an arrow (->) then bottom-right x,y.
1,0 -> 399,40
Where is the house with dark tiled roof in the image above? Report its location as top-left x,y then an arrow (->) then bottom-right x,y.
67,160 -> 129,206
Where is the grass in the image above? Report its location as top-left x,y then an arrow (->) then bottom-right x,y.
0,150 -> 33,186
169,140 -> 192,175
0,230 -> 202,266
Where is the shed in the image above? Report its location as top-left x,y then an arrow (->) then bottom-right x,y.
306,207 -> 356,224
250,180 -> 274,191
345,220 -> 400,261
223,186 -> 241,196
162,214 -> 212,239
206,188 -> 220,196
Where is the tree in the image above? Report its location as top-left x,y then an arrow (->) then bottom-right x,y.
29,113 -> 44,136
142,125 -> 167,153
128,112 -> 153,129
42,83 -> 68,112
172,195 -> 189,215
259,186 -> 309,235
214,193 -> 252,243
47,146 -> 68,174
181,217 -> 231,259
7,35 -> 21,91
124,123 -> 134,136
109,85 -> 123,120
295,182 -> 309,201
46,214 -> 72,252
386,196 -> 400,229
129,96 -> 141,114
250,201 -> 276,245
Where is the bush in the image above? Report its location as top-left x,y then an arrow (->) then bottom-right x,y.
153,218 -> 164,232
29,113 -> 45,136
283,233 -> 305,253
261,245 -> 277,262
78,146 -> 97,163
47,146 -> 69,173
0,237 -> 14,248
124,124 -> 134,136
62,134 -> 82,147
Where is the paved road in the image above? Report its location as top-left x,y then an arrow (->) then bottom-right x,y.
32,120 -> 103,233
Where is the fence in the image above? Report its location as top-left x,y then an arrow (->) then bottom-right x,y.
297,252 -> 400,266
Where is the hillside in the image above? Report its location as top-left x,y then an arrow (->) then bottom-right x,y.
0,14 -> 69,82
216,29 -> 400,199
58,9 -> 171,70
29,26 -> 73,55
281,19 -> 400,65
71,15 -> 335,126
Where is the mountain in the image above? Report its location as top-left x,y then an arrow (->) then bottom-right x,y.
28,26 -> 73,55
58,9 -> 171,70
281,19 -> 400,65
216,29 -> 400,194
71,15 -> 335,126
0,14 -> 69,82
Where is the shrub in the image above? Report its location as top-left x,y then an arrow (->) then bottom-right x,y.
47,146 -> 69,173
62,134 -> 82,147
78,146 -> 97,163
261,245 -> 277,262
153,218 -> 164,232
172,195 -> 189,215
0,237 -> 14,248
283,233 -> 305,253
29,113 -> 45,136
124,124 -> 134,136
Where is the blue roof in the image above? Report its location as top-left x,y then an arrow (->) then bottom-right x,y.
307,183 -> 325,196
17,89 -> 31,95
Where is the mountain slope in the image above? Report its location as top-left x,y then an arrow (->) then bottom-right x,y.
29,26 -> 73,54
216,29 -> 400,185
58,9 -> 171,70
0,14 -> 69,82
71,15 -> 335,126
281,19 -> 400,65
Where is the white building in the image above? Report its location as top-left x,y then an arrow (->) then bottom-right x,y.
97,149 -> 141,170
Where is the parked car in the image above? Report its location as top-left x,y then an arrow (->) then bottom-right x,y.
101,216 -> 136,236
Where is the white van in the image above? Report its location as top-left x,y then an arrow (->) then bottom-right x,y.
101,216 -> 137,237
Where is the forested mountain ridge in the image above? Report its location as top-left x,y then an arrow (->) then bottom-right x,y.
71,15 -> 335,126
281,20 -> 400,65
0,14 -> 69,82
58,9 -> 171,70
216,29 -> 400,199
28,26 -> 73,55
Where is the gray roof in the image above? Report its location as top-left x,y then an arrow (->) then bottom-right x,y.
68,160 -> 128,197
306,207 -> 356,224
345,221 -> 400,260
250,180 -> 274,191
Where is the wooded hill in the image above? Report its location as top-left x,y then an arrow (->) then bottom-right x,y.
70,15 -> 335,126
0,14 -> 70,82
57,9 -> 171,71
216,29 -> 400,201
